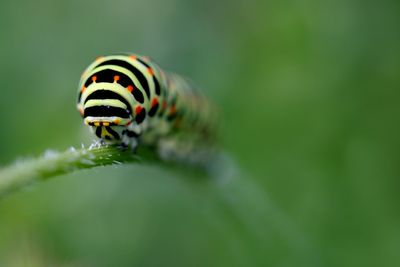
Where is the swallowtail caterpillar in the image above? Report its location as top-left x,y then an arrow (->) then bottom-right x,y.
77,53 -> 217,162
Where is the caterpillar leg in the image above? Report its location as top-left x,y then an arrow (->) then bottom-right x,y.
120,134 -> 130,149
157,137 -> 190,162
157,136 -> 212,165
121,123 -> 142,152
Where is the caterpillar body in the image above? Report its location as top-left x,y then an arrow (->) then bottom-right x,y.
77,53 -> 217,163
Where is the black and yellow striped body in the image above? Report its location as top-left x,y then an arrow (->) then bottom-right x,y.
77,53 -> 216,157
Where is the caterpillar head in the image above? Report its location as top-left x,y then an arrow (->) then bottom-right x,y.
77,89 -> 133,141
83,101 -> 132,141
77,55 -> 147,141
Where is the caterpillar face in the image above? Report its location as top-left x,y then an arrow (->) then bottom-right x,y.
83,102 -> 130,142
80,82 -> 134,141
77,55 -> 148,141
90,124 -> 125,141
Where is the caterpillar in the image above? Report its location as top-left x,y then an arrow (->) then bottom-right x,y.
77,53 -> 217,162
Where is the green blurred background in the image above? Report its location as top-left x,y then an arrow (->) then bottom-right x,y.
1,0 -> 400,266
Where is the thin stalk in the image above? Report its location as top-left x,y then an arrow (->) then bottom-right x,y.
0,144 -> 158,198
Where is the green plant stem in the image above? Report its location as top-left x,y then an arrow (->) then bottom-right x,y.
0,144 -> 159,198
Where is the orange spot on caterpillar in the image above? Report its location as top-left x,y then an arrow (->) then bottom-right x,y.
147,68 -> 154,76
127,85 -> 134,92
79,107 -> 84,116
91,76 -> 97,82
81,86 -> 86,93
126,121 -> 132,126
151,97 -> 158,107
114,75 -> 120,82
129,55 -> 137,61
114,119 -> 121,125
135,105 -> 143,115
95,56 -> 103,62
170,104 -> 177,115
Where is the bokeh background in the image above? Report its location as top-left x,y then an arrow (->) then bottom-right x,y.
0,0 -> 400,266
